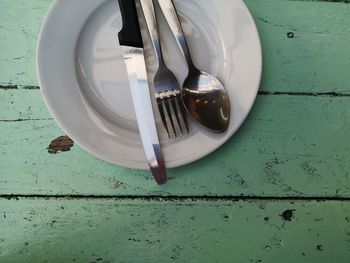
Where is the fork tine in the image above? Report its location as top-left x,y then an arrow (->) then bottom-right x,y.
170,90 -> 184,135
164,92 -> 177,137
176,95 -> 189,133
157,94 -> 170,138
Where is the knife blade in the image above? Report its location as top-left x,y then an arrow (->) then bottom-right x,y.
118,0 -> 167,184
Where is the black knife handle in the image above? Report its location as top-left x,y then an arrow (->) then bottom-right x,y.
118,0 -> 143,48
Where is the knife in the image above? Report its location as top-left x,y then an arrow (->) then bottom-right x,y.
118,0 -> 167,184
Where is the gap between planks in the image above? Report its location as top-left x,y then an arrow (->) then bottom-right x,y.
300,0 -> 350,3
258,91 -> 350,97
0,84 -> 39,90
1,87 -> 349,123
2,194 -> 350,202
1,84 -> 350,97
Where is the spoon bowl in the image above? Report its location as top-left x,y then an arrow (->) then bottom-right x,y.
182,70 -> 230,133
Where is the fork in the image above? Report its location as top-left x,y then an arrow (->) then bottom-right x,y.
139,0 -> 188,138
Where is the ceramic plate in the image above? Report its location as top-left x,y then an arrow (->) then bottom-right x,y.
37,0 -> 262,169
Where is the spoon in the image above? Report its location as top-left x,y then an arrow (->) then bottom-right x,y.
155,0 -> 230,133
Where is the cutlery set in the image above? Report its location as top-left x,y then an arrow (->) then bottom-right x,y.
118,0 -> 230,184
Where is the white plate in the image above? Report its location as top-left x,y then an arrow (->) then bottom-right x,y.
37,0 -> 262,169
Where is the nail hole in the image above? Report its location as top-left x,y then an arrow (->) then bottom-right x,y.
287,32 -> 294,38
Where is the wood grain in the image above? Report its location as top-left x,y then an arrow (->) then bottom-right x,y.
0,198 -> 350,263
246,0 -> 350,94
0,0 -> 49,86
0,88 -> 49,121
1,90 -> 349,197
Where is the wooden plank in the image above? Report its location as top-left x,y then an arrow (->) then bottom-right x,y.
1,0 -> 350,93
0,89 -> 50,121
0,0 -> 50,86
1,91 -> 349,197
246,0 -> 350,94
0,198 -> 349,262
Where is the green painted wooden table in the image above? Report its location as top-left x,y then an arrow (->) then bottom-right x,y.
1,0 -> 350,262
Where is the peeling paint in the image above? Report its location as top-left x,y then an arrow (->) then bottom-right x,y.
47,136 -> 74,154
280,209 -> 295,221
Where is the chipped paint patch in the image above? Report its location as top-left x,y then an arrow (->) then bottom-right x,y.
280,209 -> 296,221
316,245 -> 323,251
47,136 -> 74,154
